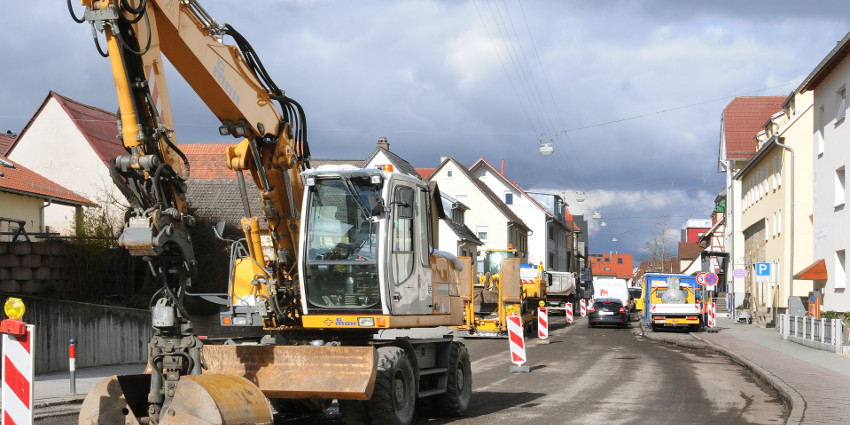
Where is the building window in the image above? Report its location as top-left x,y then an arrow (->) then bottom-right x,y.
505,192 -> 513,205
818,105 -> 825,156
765,217 -> 770,241
776,161 -> 782,188
772,157 -> 777,191
476,225 -> 488,241
835,250 -> 846,289
617,258 -> 623,264
447,170 -> 453,178
835,166 -> 845,208
777,209 -> 781,235
773,211 -> 778,237
838,87 -> 847,122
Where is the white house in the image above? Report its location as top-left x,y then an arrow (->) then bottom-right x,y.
469,158 -> 568,271
438,192 -> 482,258
428,157 -> 529,274
6,92 -> 126,235
0,154 -> 93,240
799,30 -> 850,312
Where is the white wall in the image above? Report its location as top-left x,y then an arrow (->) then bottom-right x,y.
8,98 -> 112,235
0,192 -> 43,240
812,57 -> 850,311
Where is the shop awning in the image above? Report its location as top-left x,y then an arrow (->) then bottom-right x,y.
793,259 -> 827,280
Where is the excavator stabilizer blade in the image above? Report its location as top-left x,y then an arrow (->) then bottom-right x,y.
203,344 -> 377,400
78,374 -> 273,425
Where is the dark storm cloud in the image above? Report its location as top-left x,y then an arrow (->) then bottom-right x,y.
1,1 -> 848,259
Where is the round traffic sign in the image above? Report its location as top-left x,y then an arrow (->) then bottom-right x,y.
696,272 -> 707,285
704,272 -> 718,285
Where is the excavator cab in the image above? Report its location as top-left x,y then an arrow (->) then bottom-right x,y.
481,249 -> 519,289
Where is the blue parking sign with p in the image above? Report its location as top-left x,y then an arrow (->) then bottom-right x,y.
756,262 -> 771,276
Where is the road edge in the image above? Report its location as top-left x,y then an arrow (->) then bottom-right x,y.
639,322 -> 804,425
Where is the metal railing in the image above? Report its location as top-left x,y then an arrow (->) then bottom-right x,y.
778,314 -> 846,354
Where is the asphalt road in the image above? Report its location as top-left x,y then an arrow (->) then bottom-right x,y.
40,317 -> 788,425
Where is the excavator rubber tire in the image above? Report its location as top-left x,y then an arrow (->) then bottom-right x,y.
339,400 -> 370,425
435,341 -> 472,417
368,346 -> 416,425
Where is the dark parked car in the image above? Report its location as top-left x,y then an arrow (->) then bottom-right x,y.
588,298 -> 628,328
627,286 -> 642,316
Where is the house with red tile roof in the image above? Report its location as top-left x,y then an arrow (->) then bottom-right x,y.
717,96 -> 785,311
5,92 -> 125,236
470,158 -> 570,271
0,154 -> 93,240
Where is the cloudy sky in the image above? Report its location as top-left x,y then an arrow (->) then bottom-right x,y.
2,1 -> 849,261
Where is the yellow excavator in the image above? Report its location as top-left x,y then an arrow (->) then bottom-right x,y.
69,1 -> 472,424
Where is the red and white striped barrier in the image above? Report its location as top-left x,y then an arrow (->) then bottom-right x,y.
537,306 -> 549,341
2,324 -> 34,425
707,302 -> 716,327
507,313 -> 528,372
566,303 -> 574,323
580,299 -> 587,317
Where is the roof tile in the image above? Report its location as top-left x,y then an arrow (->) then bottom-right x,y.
0,155 -> 94,206
723,96 -> 785,159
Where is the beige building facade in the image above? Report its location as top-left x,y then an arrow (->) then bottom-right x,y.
736,90 -> 814,321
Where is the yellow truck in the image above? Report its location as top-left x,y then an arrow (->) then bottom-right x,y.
453,249 -> 545,337
644,273 -> 703,332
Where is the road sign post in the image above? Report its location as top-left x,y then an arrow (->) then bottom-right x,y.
756,262 -> 771,283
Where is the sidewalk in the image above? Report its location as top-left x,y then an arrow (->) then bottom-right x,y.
644,316 -> 850,425
25,363 -> 146,419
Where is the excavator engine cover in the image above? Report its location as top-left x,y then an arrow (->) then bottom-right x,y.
78,374 -> 273,425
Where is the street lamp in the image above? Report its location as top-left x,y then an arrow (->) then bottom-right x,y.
538,134 -> 554,155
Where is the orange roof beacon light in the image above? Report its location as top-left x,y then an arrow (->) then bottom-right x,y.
1,297 -> 27,336
508,243 -> 513,249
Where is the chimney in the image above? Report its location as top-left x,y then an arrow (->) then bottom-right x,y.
501,159 -> 505,175
377,137 -> 390,151
440,156 -> 448,164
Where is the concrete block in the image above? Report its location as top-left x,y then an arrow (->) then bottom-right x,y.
10,242 -> 32,255
0,280 -> 20,293
31,243 -> 53,255
21,255 -> 41,268
0,243 -> 7,254
0,254 -> 19,268
11,268 -> 33,281
0,268 -> 7,280
34,267 -> 51,280
20,280 -> 47,294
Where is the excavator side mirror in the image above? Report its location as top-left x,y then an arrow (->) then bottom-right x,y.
366,194 -> 384,217
213,219 -> 233,242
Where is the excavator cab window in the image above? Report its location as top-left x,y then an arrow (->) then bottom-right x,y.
483,250 -> 518,276
303,177 -> 381,310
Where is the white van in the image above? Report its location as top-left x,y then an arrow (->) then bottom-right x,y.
591,278 -> 631,311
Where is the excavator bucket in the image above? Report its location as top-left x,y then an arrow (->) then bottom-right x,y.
78,345 -> 375,424
202,344 -> 378,400
78,374 -> 273,425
